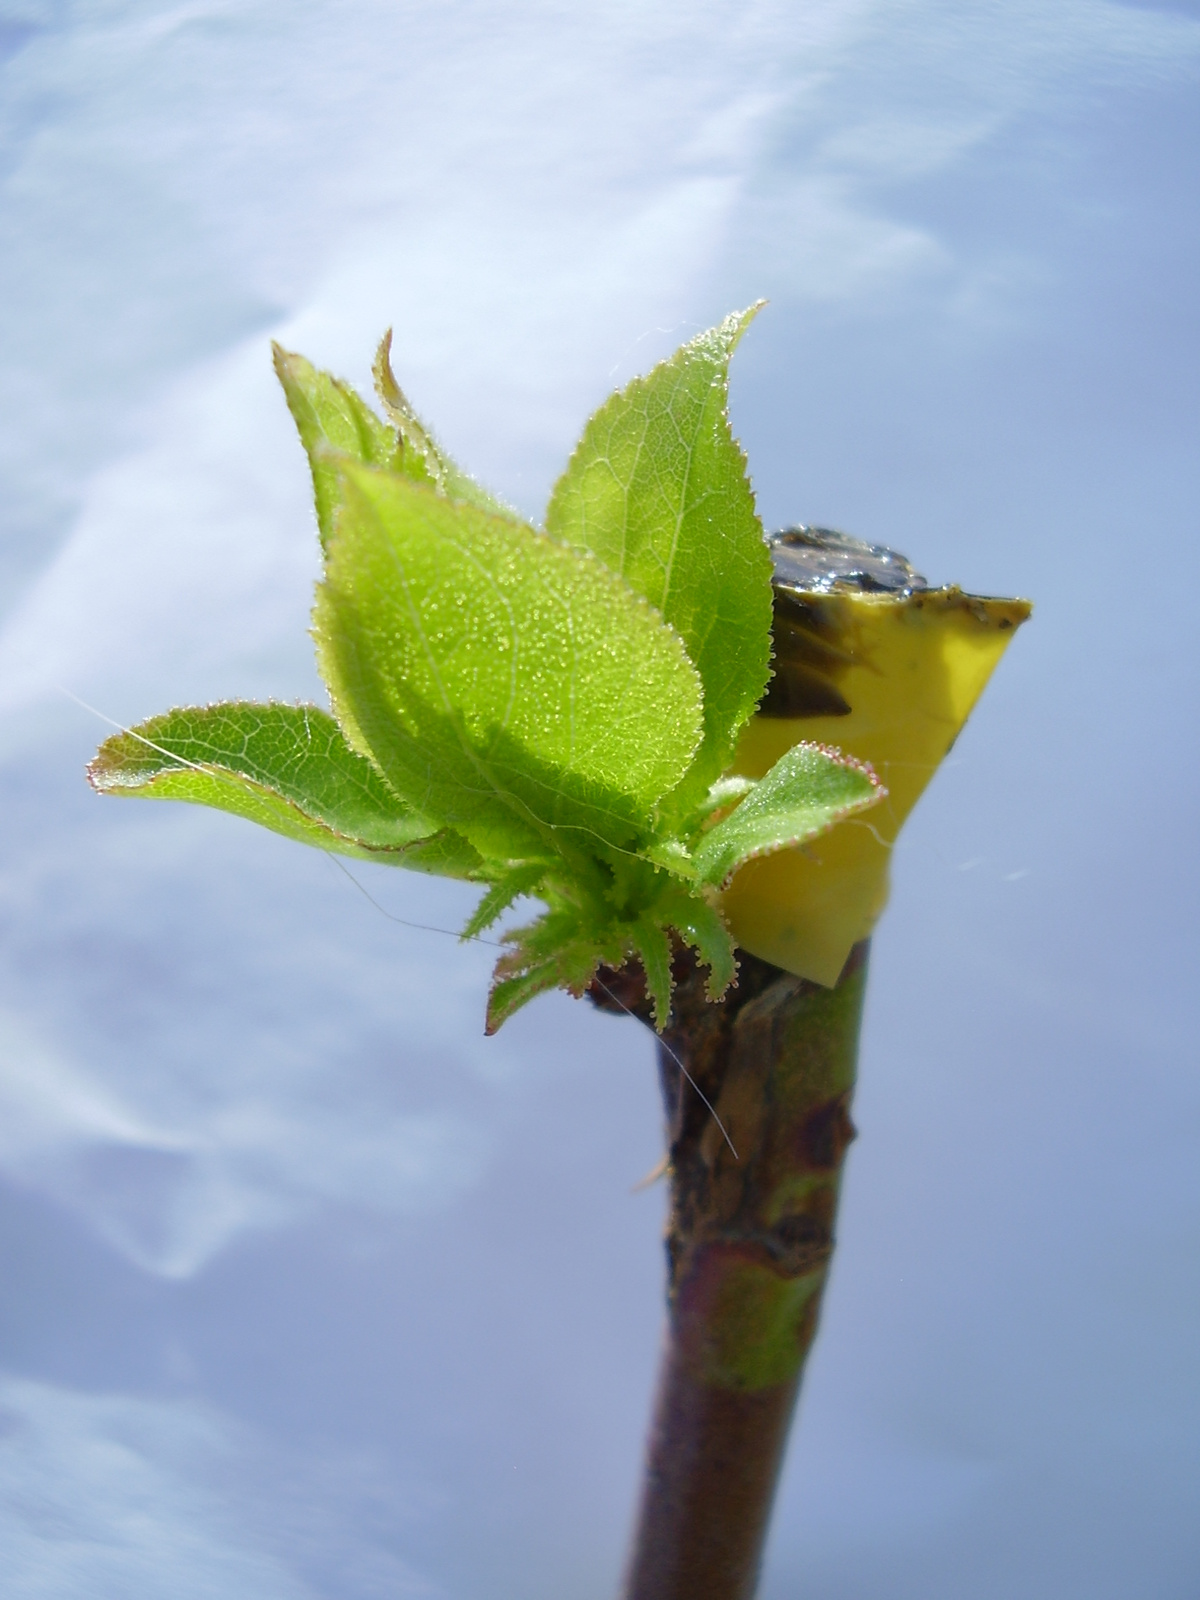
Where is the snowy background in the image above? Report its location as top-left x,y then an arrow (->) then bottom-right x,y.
1,2 -> 1199,1595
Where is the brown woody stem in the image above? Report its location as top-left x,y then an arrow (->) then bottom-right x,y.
592,940 -> 869,1600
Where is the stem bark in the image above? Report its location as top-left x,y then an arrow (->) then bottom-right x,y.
593,941 -> 869,1600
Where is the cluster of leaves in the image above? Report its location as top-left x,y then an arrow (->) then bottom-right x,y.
89,309 -> 883,1031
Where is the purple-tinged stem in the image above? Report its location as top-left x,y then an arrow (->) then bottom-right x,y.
593,941 -> 869,1600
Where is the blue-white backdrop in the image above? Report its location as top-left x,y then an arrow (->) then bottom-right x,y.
1,3 -> 1198,1595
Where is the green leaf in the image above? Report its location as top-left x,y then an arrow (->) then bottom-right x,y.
87,701 -> 483,876
373,331 -> 515,518
485,902 -> 612,1033
662,891 -> 737,1000
485,960 -> 562,1035
545,306 -> 773,808
631,916 -> 672,1029
460,863 -> 548,941
313,462 -> 705,864
272,345 -> 401,551
389,830 -> 489,879
691,742 -> 884,889
638,836 -> 697,880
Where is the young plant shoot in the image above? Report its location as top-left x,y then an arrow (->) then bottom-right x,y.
89,308 -> 1029,1600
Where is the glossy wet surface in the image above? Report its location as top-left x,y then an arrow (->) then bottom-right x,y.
769,527 -> 928,597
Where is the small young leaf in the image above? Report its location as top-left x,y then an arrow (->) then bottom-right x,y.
485,903 -> 600,1031
373,331 -> 514,518
692,742 -> 884,890
545,307 -> 773,807
663,891 -> 738,1001
632,916 -> 672,1029
313,463 -> 705,864
638,837 -> 697,880
697,775 -> 756,817
272,346 -> 401,550
485,960 -> 562,1035
87,702 -> 484,875
460,863 -> 548,941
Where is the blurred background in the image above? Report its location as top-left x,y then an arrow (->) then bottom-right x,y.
1,2 -> 1198,1595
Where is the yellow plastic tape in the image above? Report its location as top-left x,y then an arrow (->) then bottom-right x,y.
720,588 -> 1031,986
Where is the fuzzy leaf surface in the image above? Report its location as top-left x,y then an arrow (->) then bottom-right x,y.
545,306 -> 773,806
461,863 -> 548,941
373,332 -> 513,517
485,961 -> 562,1035
313,464 -> 704,864
273,346 -> 401,550
661,891 -> 738,1000
631,916 -> 672,1028
88,702 -> 482,875
692,742 -> 884,889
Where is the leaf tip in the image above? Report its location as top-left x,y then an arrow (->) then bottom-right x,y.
806,742 -> 888,806
705,947 -> 739,1004
718,299 -> 768,355
371,327 -> 395,389
270,340 -> 302,381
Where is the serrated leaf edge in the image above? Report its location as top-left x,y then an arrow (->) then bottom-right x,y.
695,743 -> 886,890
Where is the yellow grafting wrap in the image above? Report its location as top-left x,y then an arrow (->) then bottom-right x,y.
720,589 -> 1031,985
